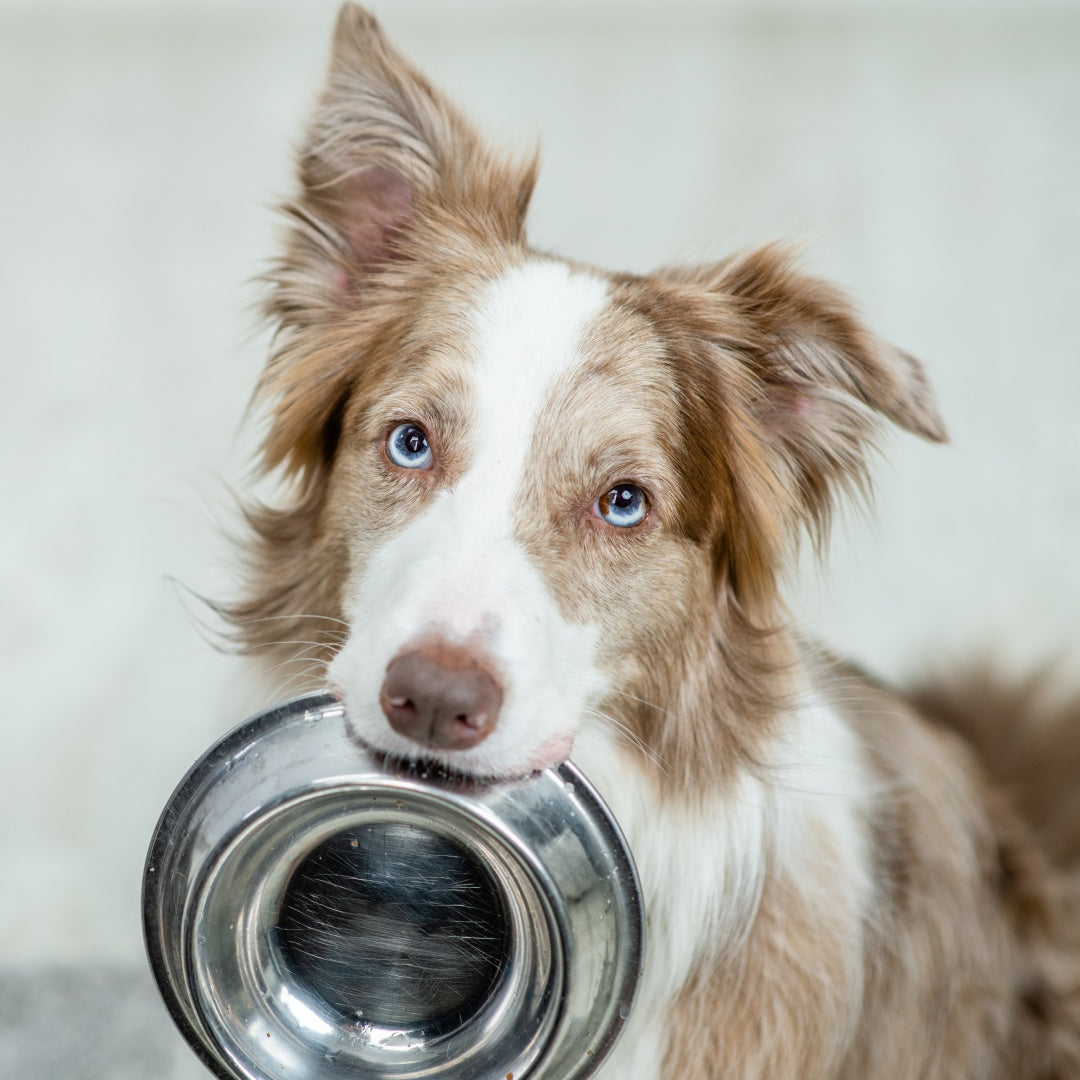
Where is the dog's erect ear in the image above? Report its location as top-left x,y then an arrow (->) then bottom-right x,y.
666,245 -> 946,544
256,4 -> 537,484
272,4 -> 537,322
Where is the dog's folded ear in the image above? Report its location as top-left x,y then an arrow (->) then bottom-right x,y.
664,245 -> 947,546
713,244 -> 945,442
271,3 -> 536,323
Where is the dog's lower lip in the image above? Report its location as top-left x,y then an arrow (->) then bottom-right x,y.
344,728 -> 557,784
343,729 -> 457,779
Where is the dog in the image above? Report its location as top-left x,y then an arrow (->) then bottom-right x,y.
227,6 -> 1080,1077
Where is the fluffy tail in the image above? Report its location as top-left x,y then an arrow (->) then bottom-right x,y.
908,662 -> 1080,870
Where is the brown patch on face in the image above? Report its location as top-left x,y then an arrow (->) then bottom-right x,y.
504,249 -> 946,799
229,246 -> 526,676
508,279 -> 798,798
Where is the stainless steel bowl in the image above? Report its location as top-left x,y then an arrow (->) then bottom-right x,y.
143,691 -> 644,1080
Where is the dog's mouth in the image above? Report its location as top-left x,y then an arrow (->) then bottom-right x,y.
354,737 -> 505,787
340,716 -> 569,787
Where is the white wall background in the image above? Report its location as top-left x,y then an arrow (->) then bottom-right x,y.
1,0 -> 1078,966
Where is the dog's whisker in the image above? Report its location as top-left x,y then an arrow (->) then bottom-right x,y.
238,633 -> 346,660
267,665 -> 331,702
245,638 -> 340,655
609,687 -> 675,719
264,653 -> 335,681
164,577 -> 241,654
230,612 -> 352,630
585,706 -> 671,775
166,578 -> 352,659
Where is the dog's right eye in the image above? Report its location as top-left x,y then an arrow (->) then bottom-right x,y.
386,423 -> 433,470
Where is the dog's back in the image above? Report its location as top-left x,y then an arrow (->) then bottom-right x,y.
856,662 -> 1080,1078
912,666 -> 1080,869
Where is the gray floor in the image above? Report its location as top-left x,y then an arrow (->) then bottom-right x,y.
0,965 -> 211,1080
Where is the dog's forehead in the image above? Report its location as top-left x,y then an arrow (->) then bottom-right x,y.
468,258 -> 611,406
461,258 -> 674,447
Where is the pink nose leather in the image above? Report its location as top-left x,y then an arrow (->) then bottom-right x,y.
380,643 -> 503,751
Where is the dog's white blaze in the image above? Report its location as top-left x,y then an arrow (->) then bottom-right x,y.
329,260 -> 613,775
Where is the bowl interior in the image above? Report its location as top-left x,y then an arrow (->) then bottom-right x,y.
276,821 -> 511,1028
190,787 -> 563,1080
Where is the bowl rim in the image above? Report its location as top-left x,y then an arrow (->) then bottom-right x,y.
143,690 -> 645,1080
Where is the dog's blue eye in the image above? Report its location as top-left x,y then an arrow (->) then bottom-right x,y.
387,423 -> 433,470
595,483 -> 648,528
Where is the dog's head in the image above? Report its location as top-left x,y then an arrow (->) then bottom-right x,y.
233,5 -> 945,788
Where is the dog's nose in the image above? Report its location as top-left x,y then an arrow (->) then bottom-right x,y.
380,644 -> 503,751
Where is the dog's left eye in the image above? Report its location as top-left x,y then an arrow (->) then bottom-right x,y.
594,483 -> 648,528
386,423 -> 433,470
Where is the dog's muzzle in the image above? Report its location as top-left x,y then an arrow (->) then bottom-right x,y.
142,692 -> 644,1080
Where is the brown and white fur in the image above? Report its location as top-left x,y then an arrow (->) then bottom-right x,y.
229,7 -> 1080,1077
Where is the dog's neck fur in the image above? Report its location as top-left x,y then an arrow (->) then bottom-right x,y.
576,646 -> 874,1080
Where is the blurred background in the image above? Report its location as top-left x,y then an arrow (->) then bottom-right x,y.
1,0 -> 1078,1074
